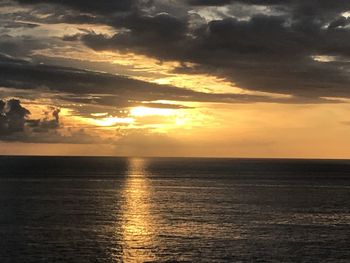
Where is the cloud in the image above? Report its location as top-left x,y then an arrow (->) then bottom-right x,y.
0,35 -> 59,58
328,16 -> 350,30
0,98 -> 63,141
14,0 -> 141,14
26,108 -> 60,132
0,98 -> 104,144
80,12 -> 350,99
3,0 -> 350,102
188,0 -> 234,6
0,53 -> 309,107
0,98 -> 30,135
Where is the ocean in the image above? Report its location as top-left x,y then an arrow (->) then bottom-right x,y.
0,156 -> 350,262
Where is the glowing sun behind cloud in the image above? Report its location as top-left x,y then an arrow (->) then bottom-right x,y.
130,107 -> 176,117
94,117 -> 135,127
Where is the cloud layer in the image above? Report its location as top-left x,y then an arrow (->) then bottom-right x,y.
1,0 -> 350,148
9,0 -> 350,99
0,53 -> 300,107
2,0 -> 350,100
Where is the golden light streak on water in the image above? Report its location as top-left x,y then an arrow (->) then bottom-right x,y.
121,158 -> 158,262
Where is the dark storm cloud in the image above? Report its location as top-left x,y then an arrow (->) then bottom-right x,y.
0,98 -> 29,135
188,0 -> 235,6
32,0 -> 349,100
0,98 -> 67,142
112,12 -> 187,39
0,98 -> 60,135
188,0 -> 350,23
188,0 -> 350,10
14,0 -> 141,14
328,16 -> 350,30
79,11 -> 189,61
0,35 -> 57,58
80,12 -> 350,98
3,0 -> 350,101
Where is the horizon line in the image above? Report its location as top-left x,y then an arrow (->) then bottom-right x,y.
1,154 -> 350,161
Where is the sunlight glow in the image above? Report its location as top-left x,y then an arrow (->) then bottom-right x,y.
93,116 -> 134,126
91,112 -> 108,117
342,11 -> 350,18
130,107 -> 176,117
175,117 -> 186,126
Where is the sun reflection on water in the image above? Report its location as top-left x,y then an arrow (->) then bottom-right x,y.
121,158 -> 158,262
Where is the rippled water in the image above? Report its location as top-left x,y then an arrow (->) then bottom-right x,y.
1,157 -> 350,262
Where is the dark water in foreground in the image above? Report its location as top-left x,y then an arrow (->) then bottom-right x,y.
0,157 -> 350,262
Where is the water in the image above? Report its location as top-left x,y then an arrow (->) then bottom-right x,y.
0,156 -> 350,262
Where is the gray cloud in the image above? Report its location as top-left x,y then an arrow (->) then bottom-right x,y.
26,108 -> 60,132
188,0 -> 235,6
0,98 -> 64,142
3,0 -> 350,101
328,16 -> 350,30
0,98 -> 30,135
1,53 -> 308,107
0,35 -> 60,58
79,12 -> 350,99
0,98 -> 101,144
0,99 -> 113,144
14,0 -> 142,14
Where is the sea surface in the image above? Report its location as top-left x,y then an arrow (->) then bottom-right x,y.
0,156 -> 350,262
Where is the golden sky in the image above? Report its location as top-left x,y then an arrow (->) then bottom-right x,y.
1,1 -> 350,158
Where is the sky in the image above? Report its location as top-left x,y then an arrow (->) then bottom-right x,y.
0,0 -> 350,158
